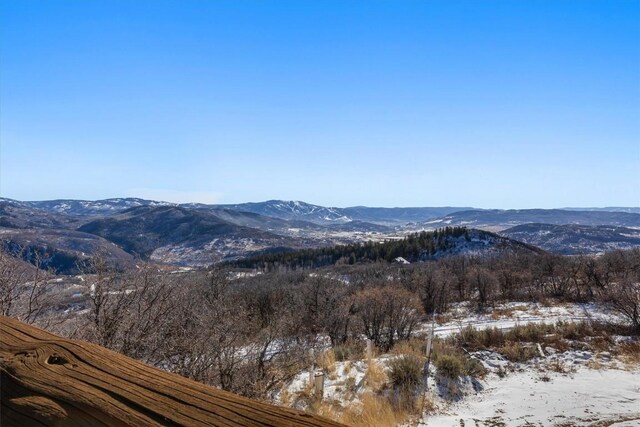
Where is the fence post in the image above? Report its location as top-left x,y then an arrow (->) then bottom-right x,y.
308,349 -> 315,385
314,372 -> 324,401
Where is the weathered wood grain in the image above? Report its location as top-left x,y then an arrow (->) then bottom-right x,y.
0,316 -> 344,427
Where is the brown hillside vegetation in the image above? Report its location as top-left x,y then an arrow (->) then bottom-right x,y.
0,316 -> 344,427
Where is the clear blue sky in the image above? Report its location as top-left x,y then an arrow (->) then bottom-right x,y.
1,0 -> 638,208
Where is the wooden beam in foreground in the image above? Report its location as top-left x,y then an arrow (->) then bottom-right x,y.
0,316 -> 344,427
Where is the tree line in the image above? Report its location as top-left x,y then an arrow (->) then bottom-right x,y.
234,227 -> 472,270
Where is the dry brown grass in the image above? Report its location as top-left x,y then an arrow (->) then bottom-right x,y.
421,394 -> 437,413
296,378 -> 316,401
585,358 -> 605,370
457,321 -> 632,358
279,388 -> 292,406
333,340 -> 365,362
312,393 -> 409,427
588,335 -> 614,353
340,393 -> 406,427
388,354 -> 423,388
431,338 -> 487,378
318,349 -> 337,376
311,401 -> 342,423
364,359 -> 387,391
619,341 -> 640,365
498,341 -> 540,363
548,359 -> 575,374
390,338 -> 425,359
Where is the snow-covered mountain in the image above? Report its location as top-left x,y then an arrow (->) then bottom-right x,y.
213,200 -> 352,224
3,197 -> 472,225
27,198 -> 173,216
0,197 -> 173,216
214,200 -> 472,225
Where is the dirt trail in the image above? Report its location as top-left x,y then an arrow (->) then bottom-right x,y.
0,316 -> 344,427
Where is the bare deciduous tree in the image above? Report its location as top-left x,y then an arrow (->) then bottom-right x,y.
0,245 -> 54,325
353,285 -> 423,351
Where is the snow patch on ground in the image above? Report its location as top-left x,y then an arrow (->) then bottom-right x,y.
417,302 -> 617,338
278,302 -> 639,426
424,366 -> 640,427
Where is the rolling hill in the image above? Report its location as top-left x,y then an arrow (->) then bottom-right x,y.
2,198 -> 638,270
234,227 -> 544,270
423,209 -> 640,230
214,200 -> 472,225
501,223 -> 640,254
77,205 -> 315,265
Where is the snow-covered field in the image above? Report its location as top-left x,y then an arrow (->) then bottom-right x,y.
416,301 -> 617,338
424,366 -> 640,427
425,303 -> 638,426
280,302 -> 640,427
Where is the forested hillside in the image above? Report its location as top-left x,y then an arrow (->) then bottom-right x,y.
234,227 -> 543,270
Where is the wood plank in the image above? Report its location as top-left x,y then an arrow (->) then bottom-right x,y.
0,316 -> 344,427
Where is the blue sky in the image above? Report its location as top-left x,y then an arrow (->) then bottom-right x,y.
1,0 -> 638,208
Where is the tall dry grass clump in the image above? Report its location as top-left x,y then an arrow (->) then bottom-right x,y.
619,340 -> 640,365
388,354 -> 423,389
434,354 -> 463,380
340,393 -> 405,427
364,359 -> 387,391
318,349 -> 337,377
390,338 -> 425,359
333,340 -> 364,362
431,338 -> 486,378
498,341 -> 540,363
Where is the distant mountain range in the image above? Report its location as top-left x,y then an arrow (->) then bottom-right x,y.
563,207 -> 640,214
4,198 -> 472,225
212,201 -> 473,225
4,198 -> 639,227
422,209 -> 640,230
501,223 -> 640,254
14,198 -> 172,216
1,197 -> 638,272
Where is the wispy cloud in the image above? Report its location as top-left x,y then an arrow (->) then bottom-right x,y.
125,188 -> 223,204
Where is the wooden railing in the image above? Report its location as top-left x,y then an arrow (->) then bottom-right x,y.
0,316 -> 344,427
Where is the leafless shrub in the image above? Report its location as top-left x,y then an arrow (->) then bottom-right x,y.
0,245 -> 55,325
352,285 -> 423,351
601,279 -> 640,332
